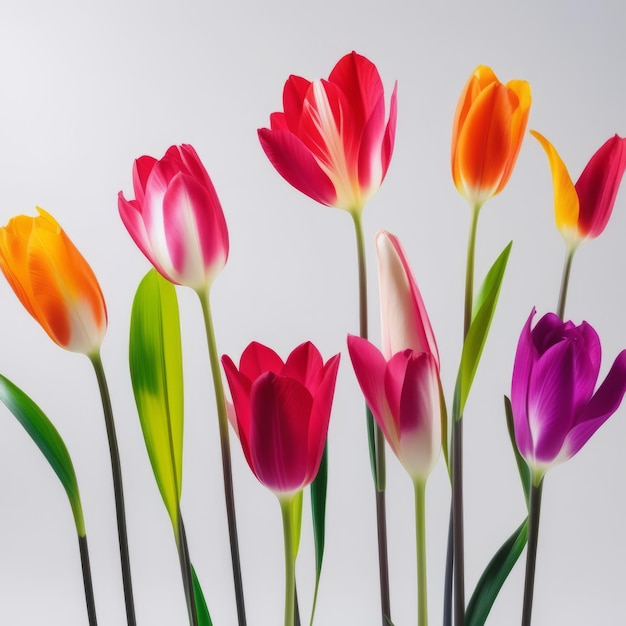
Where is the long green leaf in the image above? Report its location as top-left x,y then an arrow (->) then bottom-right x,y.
465,518 -> 528,626
309,444 -> 328,625
0,373 -> 85,535
455,242 -> 512,418
129,269 -> 184,532
192,565 -> 213,626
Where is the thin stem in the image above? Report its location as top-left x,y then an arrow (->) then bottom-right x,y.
89,353 -> 136,626
556,247 -> 576,320
414,480 -> 428,626
463,206 -> 481,336
452,416 -> 465,626
443,511 -> 453,626
280,495 -> 299,626
521,478 -> 544,626
177,513 -> 199,626
78,534 -> 98,626
352,211 -> 390,625
197,289 -> 247,626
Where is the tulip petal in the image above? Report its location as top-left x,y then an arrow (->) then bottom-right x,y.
530,130 -> 580,244
283,341 -> 324,392
575,134 -> 626,239
282,74 -> 311,133
357,91 -> 386,201
239,341 -> 284,380
250,373 -> 313,492
133,155 -> 157,206
564,350 -> 626,459
381,82 -> 398,180
258,128 -> 337,206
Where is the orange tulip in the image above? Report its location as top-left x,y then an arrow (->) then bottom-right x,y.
0,208 -> 107,354
451,65 -> 531,208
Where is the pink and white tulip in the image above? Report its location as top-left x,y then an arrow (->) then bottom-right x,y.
118,144 -> 229,291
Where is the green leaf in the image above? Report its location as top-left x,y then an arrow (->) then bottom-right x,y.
504,395 -> 531,508
129,269 -> 184,532
454,242 -> 512,418
309,444 -> 328,625
0,373 -> 85,536
465,518 -> 528,626
192,565 -> 213,626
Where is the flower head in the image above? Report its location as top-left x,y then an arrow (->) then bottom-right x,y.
0,208 -> 107,355
452,65 -> 531,208
348,231 -> 441,481
222,341 -> 340,495
511,309 -> 626,479
118,144 -> 229,291
258,51 -> 397,215
531,131 -> 626,249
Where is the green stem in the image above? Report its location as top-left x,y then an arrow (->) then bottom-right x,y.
280,495 -> 300,626
89,353 -> 136,626
78,534 -> 98,626
197,289 -> 247,626
352,211 -> 390,625
521,477 -> 544,626
556,247 -> 576,320
414,480 -> 428,626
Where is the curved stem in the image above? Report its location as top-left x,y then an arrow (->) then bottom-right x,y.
556,247 -> 576,320
463,205 -> 481,336
414,480 -> 428,626
89,353 -> 136,626
177,513 -> 199,626
197,289 -> 247,626
78,534 -> 98,626
521,477 -> 544,626
280,495 -> 300,626
352,211 -> 390,625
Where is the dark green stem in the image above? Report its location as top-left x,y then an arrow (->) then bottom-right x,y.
78,534 -> 98,626
352,211 -> 390,625
521,478 -> 544,626
556,247 -> 576,320
197,289 -> 247,626
414,480 -> 428,626
177,513 -> 198,626
89,353 -> 136,626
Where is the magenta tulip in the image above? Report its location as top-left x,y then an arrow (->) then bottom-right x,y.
511,309 -> 626,478
258,51 -> 397,214
118,144 -> 228,290
222,341 -> 340,494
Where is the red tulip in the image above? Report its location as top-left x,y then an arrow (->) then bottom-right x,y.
222,341 -> 340,494
118,144 -> 228,291
258,51 -> 397,214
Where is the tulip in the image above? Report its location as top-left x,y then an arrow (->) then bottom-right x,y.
222,341 -> 340,494
258,51 -> 397,215
511,308 -> 626,479
530,131 -> 626,249
118,143 -> 229,291
451,65 -> 531,208
0,207 -> 107,355
512,309 -> 626,626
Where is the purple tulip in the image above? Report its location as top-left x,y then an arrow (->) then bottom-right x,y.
511,308 -> 626,477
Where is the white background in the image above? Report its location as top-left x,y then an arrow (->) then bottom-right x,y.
0,1 -> 625,624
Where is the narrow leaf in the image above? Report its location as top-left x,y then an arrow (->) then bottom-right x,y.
0,373 -> 85,535
309,443 -> 328,625
504,395 -> 531,508
465,518 -> 528,626
192,565 -> 213,626
455,242 -> 512,418
129,269 -> 184,532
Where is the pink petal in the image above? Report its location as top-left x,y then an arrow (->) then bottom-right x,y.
249,373 -> 313,493
258,128 -> 337,206
282,74 -> 311,133
381,83 -> 398,179
178,144 -> 215,191
357,91 -> 386,198
575,134 -> 626,239
133,156 -> 157,205
239,341 -> 285,380
283,341 -> 324,392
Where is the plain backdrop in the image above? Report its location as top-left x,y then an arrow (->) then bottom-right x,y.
0,1 -> 625,625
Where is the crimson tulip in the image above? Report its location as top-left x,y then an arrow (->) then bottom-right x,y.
452,65 -> 531,208
511,309 -> 626,479
531,131 -> 626,249
0,207 -> 107,355
222,341 -> 340,494
258,51 -> 397,214
118,144 -> 228,291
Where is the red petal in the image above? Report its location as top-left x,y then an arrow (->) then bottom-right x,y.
239,341 -> 284,380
